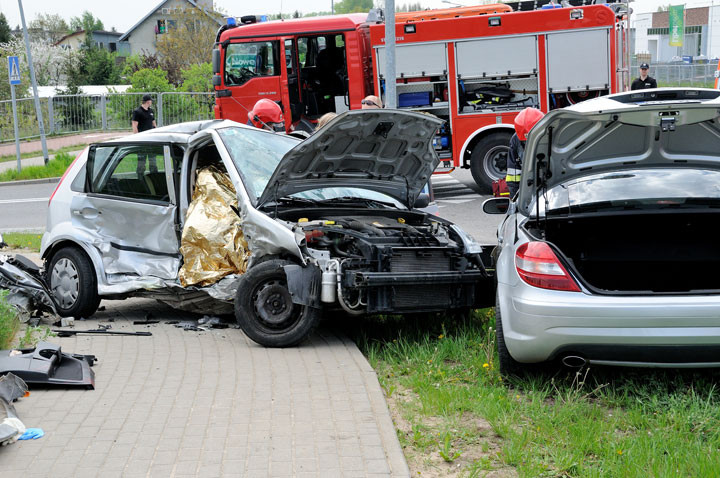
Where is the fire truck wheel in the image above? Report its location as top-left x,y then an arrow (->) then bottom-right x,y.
470,132 -> 512,193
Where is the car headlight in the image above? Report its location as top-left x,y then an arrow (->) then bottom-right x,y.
450,225 -> 484,254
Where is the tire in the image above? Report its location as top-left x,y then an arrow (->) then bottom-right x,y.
470,132 -> 513,194
234,259 -> 321,347
495,293 -> 526,378
47,246 -> 100,318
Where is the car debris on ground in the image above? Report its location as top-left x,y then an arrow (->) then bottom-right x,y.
0,342 -> 96,388
0,373 -> 29,446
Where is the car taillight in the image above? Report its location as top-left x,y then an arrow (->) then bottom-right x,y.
48,147 -> 86,206
515,241 -> 581,292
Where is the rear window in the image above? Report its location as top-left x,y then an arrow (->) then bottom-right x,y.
546,168 -> 720,213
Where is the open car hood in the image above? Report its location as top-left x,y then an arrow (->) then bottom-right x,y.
257,110 -> 442,209
519,89 -> 720,215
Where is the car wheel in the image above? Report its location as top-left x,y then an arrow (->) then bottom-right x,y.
470,132 -> 512,194
495,293 -> 526,378
235,259 -> 321,347
48,246 -> 100,318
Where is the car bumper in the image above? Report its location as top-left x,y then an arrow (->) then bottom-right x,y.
498,282 -> 720,366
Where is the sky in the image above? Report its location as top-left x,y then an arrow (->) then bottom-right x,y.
0,0 -> 710,32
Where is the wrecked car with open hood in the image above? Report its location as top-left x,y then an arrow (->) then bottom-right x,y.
29,110 -> 494,346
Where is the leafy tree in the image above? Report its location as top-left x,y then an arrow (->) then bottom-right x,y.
83,47 -> 119,85
69,11 -> 104,33
155,7 -> 221,84
0,13 -> 11,44
121,53 -> 161,79
333,0 -> 374,14
127,68 -> 174,92
180,63 -> 212,92
28,13 -> 69,44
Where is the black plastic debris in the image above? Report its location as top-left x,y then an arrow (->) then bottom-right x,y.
0,373 -> 28,446
0,342 -> 95,389
53,329 -> 152,337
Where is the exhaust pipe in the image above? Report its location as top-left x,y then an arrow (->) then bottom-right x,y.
561,355 -> 587,368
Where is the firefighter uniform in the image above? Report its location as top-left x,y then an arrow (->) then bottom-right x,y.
506,107 -> 545,198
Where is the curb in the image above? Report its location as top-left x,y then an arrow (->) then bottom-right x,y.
0,177 -> 61,187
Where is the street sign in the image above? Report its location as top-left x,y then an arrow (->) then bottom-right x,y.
8,56 -> 20,85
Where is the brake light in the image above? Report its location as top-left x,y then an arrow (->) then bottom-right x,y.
515,242 -> 581,292
48,147 -> 86,206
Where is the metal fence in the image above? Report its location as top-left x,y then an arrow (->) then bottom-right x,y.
0,92 -> 215,143
630,62 -> 719,87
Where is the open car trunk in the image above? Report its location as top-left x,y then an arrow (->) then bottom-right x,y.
535,212 -> 720,294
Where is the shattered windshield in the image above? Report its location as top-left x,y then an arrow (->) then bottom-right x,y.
217,127 -> 298,201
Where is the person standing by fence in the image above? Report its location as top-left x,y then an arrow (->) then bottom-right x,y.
132,94 -> 157,176
631,63 -> 657,90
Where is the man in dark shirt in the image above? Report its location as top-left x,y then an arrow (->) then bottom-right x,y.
631,63 -> 658,90
132,94 -> 157,176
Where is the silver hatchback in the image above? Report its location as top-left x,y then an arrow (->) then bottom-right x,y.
484,88 -> 720,375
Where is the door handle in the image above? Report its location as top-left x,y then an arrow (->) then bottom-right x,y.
72,208 -> 100,219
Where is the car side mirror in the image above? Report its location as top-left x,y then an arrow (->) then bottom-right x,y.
212,75 -> 222,87
212,48 -> 221,75
414,193 -> 430,209
482,197 -> 510,214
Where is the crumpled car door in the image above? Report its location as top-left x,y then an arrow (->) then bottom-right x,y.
70,142 -> 180,280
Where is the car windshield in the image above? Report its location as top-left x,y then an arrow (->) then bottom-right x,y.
543,168 -> 720,214
216,126 -> 299,201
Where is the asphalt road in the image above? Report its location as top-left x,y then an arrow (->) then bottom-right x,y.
0,168 -> 503,243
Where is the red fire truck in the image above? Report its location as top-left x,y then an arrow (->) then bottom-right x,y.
211,1 -> 630,191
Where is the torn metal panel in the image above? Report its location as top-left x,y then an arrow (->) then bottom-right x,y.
179,166 -> 250,287
0,255 -> 57,317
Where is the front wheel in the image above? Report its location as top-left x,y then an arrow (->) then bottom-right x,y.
235,259 -> 321,347
470,132 -> 512,194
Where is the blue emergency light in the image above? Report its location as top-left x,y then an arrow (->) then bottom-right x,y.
227,17 -> 236,26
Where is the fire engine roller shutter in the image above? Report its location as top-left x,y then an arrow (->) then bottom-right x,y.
376,43 -> 447,78
546,29 -> 610,92
455,36 -> 537,78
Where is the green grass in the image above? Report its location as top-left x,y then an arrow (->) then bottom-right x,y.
0,290 -> 20,349
0,151 -> 75,182
347,310 -> 720,477
2,232 -> 42,252
0,144 -> 86,164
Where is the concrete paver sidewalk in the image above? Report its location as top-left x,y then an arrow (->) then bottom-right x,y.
0,298 -> 409,477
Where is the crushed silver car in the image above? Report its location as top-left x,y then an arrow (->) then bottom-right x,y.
34,110 -> 493,346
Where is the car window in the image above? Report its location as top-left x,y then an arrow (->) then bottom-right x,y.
225,41 -> 279,86
216,127 -> 298,201
88,144 -> 170,202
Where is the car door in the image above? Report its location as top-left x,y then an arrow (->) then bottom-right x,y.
70,142 -> 181,280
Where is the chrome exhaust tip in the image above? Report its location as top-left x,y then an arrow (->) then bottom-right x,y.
561,355 -> 587,368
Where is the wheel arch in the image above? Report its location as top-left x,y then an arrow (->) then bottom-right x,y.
460,124 -> 515,168
43,238 -> 104,288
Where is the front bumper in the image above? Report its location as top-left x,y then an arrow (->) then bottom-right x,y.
498,281 -> 720,366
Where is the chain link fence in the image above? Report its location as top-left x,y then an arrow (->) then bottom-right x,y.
0,92 -> 216,143
630,61 -> 719,88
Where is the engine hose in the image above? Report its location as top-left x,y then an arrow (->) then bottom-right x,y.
336,262 -> 364,316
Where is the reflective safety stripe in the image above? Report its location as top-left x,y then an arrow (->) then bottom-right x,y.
506,167 -> 522,176
499,192 -> 510,196
506,174 -> 521,182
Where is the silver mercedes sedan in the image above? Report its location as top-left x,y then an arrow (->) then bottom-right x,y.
483,88 -> 720,376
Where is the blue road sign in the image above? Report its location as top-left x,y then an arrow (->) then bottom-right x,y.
8,56 -> 21,85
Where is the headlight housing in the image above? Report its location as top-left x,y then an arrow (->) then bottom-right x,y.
450,225 -> 484,254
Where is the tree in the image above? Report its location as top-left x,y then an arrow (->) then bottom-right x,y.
0,13 -> 11,44
155,7 -> 221,85
69,11 -> 104,33
180,63 -> 213,92
127,68 -> 174,92
28,13 -> 69,44
333,0 -> 374,14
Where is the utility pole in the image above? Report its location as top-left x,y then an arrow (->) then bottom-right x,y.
384,0 -> 396,108
18,0 -> 49,164
331,1 -> 334,15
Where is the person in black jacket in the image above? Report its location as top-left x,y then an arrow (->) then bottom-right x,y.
631,63 -> 658,90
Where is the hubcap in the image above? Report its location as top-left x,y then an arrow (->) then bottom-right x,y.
252,279 -> 299,330
51,258 -> 79,309
483,145 -> 509,181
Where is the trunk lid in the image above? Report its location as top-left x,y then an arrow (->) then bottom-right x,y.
257,110 -> 443,209
519,88 -> 720,215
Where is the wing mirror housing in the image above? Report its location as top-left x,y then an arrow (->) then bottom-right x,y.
482,197 -> 510,215
212,75 -> 222,87
414,193 -> 430,209
212,48 -> 221,75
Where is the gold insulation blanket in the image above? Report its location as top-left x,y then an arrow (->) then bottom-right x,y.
179,166 -> 250,287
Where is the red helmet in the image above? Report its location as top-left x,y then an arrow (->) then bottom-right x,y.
514,107 -> 545,141
248,99 -> 284,131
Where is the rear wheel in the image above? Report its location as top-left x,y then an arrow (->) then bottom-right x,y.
495,294 -> 526,378
235,259 -> 321,347
470,132 -> 512,194
48,246 -> 100,318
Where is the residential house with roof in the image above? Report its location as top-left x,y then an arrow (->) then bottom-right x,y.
118,0 -> 223,56
54,30 -> 128,54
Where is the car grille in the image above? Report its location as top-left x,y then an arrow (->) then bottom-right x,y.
390,249 -> 452,273
393,284 -> 452,309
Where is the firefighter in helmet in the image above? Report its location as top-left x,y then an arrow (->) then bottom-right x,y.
247,99 -> 285,132
506,107 -> 545,198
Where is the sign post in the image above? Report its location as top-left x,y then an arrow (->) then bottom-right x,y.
8,56 -> 22,173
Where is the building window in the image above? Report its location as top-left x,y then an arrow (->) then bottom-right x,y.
156,20 -> 167,34
109,42 -> 117,52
